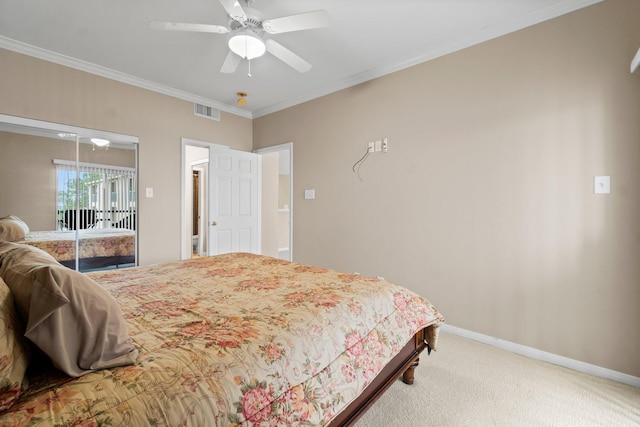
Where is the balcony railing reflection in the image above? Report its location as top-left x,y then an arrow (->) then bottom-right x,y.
58,209 -> 136,231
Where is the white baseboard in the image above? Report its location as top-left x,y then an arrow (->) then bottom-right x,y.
441,324 -> 640,388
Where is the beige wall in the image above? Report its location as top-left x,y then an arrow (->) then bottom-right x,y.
0,48 -> 253,264
1,1 -> 638,377
254,0 -> 640,376
0,132 -> 74,230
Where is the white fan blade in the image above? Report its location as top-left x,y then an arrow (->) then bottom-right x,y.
150,21 -> 229,34
263,10 -> 330,34
265,39 -> 311,73
219,0 -> 247,22
220,51 -> 241,73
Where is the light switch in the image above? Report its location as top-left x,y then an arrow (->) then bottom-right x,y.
304,189 -> 315,200
146,187 -> 154,198
594,176 -> 610,194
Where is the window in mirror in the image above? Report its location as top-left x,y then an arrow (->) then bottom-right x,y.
55,160 -> 136,231
0,114 -> 138,272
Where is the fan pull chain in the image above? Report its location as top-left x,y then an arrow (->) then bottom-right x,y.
245,35 -> 252,77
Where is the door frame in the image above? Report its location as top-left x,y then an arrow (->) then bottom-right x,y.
181,139 -> 292,261
191,160 -> 208,256
180,138 -> 229,260
254,142 -> 293,261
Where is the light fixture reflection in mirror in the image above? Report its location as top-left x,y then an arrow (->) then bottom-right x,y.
91,137 -> 110,150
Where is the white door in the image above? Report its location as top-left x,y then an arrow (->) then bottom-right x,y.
208,146 -> 260,255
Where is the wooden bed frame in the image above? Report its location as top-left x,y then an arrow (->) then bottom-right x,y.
328,327 -> 432,426
59,254 -> 135,271
0,248 -> 440,425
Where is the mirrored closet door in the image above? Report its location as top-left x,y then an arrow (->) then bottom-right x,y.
0,114 -> 138,272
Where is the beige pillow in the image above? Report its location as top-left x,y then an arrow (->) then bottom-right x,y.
5,216 -> 29,234
0,218 -> 27,242
0,242 -> 138,377
0,277 -> 30,411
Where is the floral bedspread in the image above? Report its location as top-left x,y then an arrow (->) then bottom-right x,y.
20,229 -> 135,262
0,253 -> 444,426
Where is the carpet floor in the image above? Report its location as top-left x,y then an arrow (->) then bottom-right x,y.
355,332 -> 640,426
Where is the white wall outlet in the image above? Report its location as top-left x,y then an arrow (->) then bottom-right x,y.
382,137 -> 388,152
304,189 -> 316,199
367,142 -> 374,153
594,176 -> 610,194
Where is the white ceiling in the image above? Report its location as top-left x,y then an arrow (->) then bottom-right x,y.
0,0 -> 601,118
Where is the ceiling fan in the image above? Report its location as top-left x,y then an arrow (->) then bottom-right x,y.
150,0 -> 330,74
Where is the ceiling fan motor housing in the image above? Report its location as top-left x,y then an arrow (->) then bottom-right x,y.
229,8 -> 263,31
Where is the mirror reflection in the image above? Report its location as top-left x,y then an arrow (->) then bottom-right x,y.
0,117 -> 138,272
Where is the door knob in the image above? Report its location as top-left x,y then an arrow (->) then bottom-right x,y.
211,221 -> 217,226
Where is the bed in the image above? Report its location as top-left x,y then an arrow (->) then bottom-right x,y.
0,244 -> 444,426
20,228 -> 136,270
0,214 -> 135,271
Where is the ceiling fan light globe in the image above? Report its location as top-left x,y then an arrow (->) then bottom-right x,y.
228,31 -> 266,60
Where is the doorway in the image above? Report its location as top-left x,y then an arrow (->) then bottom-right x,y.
255,143 -> 293,261
182,139 -> 291,260
191,161 -> 208,257
192,170 -> 199,250
181,141 -> 209,259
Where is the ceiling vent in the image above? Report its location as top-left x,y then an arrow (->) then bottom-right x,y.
194,103 -> 220,121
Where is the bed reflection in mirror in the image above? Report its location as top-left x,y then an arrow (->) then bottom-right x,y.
0,116 -> 138,272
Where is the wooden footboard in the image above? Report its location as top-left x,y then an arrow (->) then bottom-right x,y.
327,326 -> 434,427
60,255 -> 135,270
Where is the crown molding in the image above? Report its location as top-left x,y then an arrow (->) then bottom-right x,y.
1,0 -> 602,120
0,36 -> 252,119
252,0 -> 603,118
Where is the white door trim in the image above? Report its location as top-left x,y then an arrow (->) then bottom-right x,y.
180,138 -> 229,260
254,142 -> 293,261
